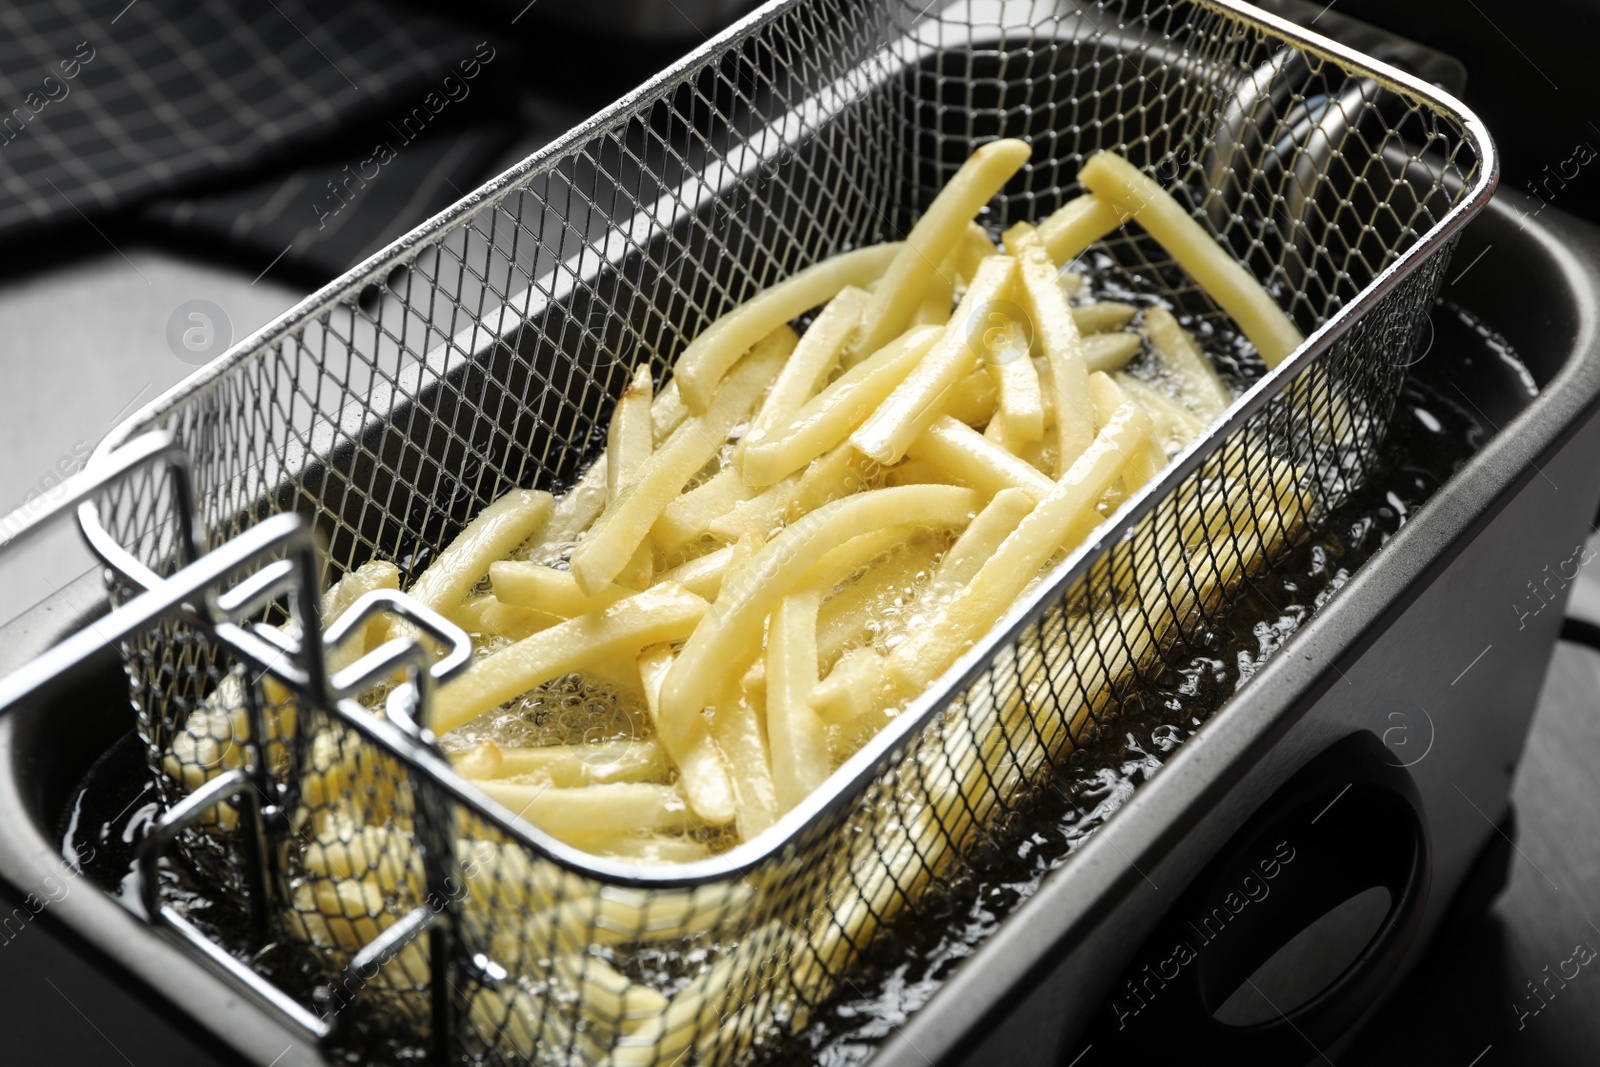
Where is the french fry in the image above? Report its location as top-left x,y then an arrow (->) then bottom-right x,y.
652,467 -> 756,554
451,739 -> 504,779
707,477 -> 796,542
406,489 -> 554,625
814,489 -> 1032,725
489,561 -> 631,616
571,332 -> 787,593
1088,373 -> 1166,500
523,379 -> 693,560
785,441 -> 878,519
432,583 -> 707,734
1083,331 -> 1143,373
1142,305 -> 1232,419
1012,194 -> 1129,265
906,415 -> 1056,501
1011,223 -> 1095,476
711,677 -> 780,840
744,288 -> 868,448
988,334 -> 1045,442
1077,152 -> 1303,367
455,739 -> 670,788
659,484 -> 980,733
740,325 -> 940,486
852,256 -> 1016,464
1072,301 -> 1139,334
1115,373 -> 1207,444
658,545 -> 732,600
814,532 -> 945,669
607,364 -> 656,504
909,222 -> 994,332
887,397 -> 1153,693
582,834 -> 713,865
476,781 -> 696,841
942,369 -> 999,426
638,643 -> 736,825
854,139 -> 1030,356
673,244 -> 900,412
953,220 -> 1000,281
456,595 -> 564,642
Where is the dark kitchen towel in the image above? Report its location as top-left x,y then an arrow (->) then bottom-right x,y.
0,0 -> 496,242
139,88 -> 585,285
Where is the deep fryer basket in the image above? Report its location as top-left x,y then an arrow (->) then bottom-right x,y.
77,0 -> 1495,1063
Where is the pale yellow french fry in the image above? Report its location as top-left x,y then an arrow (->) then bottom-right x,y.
707,477 -> 796,542
1077,152 -> 1303,367
523,380 -> 691,559
459,739 -> 670,787
571,333 -> 786,593
1012,223 -> 1094,475
584,834 -> 713,864
638,643 -> 736,826
911,262 -> 956,328
652,466 -> 756,554
432,583 -> 707,734
814,532 -> 945,668
727,524 -> 937,694
1083,331 -> 1143,373
884,457 -> 945,486
673,245 -> 900,412
607,364 -> 655,504
488,561 -> 630,616
952,220 -> 999,282
769,601 -> 841,810
554,952 -> 670,1030
740,325 -> 939,486
1060,270 -> 1084,296
888,398 -> 1152,692
744,288 -> 867,448
710,678 -> 779,840
528,460 -> 608,559
1115,373 -> 1207,442
1010,193 -> 1128,264
1089,373 -> 1165,499
660,484 -> 980,732
989,339 -> 1045,442
855,139 -> 1029,356
470,982 -> 606,1063
814,488 -> 1032,724
852,256 -> 1016,464
942,369 -> 999,426
1142,305 -> 1232,419
786,441 -> 879,519
458,595 -> 548,640
302,826 -> 419,894
906,415 -> 1056,501
658,545 -> 732,600
1072,300 -> 1139,334
608,928 -> 774,1065
908,224 -> 992,332
451,739 -> 503,779
476,780 -> 695,840
406,488 -> 553,624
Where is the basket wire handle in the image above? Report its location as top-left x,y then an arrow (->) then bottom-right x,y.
0,429 -> 474,1054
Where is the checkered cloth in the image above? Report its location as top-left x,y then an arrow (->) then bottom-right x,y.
0,0 -> 493,246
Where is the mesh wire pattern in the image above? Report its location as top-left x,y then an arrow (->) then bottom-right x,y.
83,1 -> 1491,1063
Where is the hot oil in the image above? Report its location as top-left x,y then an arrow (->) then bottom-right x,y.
59,294 -> 1524,1066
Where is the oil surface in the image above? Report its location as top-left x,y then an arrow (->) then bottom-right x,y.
60,296 -> 1528,1064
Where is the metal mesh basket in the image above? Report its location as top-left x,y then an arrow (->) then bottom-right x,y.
79,0 -> 1493,1063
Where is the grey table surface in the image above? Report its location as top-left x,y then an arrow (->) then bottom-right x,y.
1,244 -> 1598,1066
